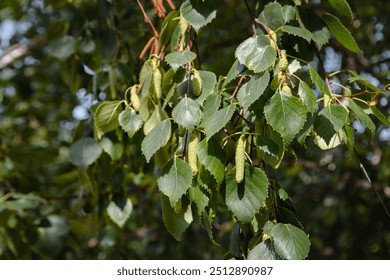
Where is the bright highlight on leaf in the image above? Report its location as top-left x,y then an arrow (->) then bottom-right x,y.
94,101 -> 124,139
264,91 -> 307,144
107,199 -> 133,228
165,50 -> 196,71
141,119 -> 171,162
180,1 -> 217,32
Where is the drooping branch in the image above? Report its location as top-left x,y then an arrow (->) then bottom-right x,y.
0,36 -> 46,69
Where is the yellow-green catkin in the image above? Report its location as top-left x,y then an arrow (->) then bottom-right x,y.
153,67 -> 163,99
130,86 -> 140,111
268,30 -> 278,50
282,84 -> 292,94
235,135 -> 246,183
278,50 -> 288,71
188,133 -> 199,176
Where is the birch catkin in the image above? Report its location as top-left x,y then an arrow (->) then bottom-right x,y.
235,135 -> 246,183
130,86 -> 140,111
188,133 -> 199,176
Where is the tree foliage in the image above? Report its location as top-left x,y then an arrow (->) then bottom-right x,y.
1,0 -> 390,259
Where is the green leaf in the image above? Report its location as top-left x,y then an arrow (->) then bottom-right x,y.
143,106 -> 168,135
258,2 -> 284,30
314,104 -> 348,144
141,120 -> 171,162
264,91 -> 307,144
196,70 -> 217,105
298,81 -> 318,113
180,1 -> 216,32
118,109 -> 143,138
256,124 -> 285,169
235,36 -> 277,73
248,239 -> 280,260
328,0 -> 353,21
203,104 -> 236,140
308,64 -> 331,96
197,138 -> 226,185
157,157 -> 193,205
312,27 -> 330,50
282,5 -> 296,24
263,221 -> 310,259
165,50 -> 197,71
371,106 -> 390,127
315,130 -> 346,150
276,206 -> 303,229
94,101 -> 123,139
189,184 -> 209,216
100,137 -> 123,161
322,13 -> 361,53
348,100 -> 376,135
172,96 -> 202,129
162,195 -> 192,241
202,92 -> 221,117
202,210 -> 219,246
237,72 -> 270,112
159,11 -> 180,46
107,198 -> 133,228
223,59 -> 245,87
225,164 -> 269,224
0,193 -> 44,211
69,137 -> 102,170
280,25 -> 312,42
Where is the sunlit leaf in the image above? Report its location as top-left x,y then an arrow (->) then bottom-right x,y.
263,221 -> 310,259
225,164 -> 268,223
118,109 -> 143,138
203,104 -> 236,140
314,104 -> 348,144
235,36 -> 277,73
172,96 -> 202,129
94,101 -> 124,139
107,199 -> 133,228
141,120 -> 171,162
157,157 -> 192,205
322,13 -> 361,53
237,72 -> 270,112
165,50 -> 197,71
180,1 -> 216,32
248,239 -> 280,260
264,91 -> 307,144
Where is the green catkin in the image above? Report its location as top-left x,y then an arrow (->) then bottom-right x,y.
268,30 -> 278,50
278,50 -> 288,71
130,86 -> 140,111
282,84 -> 292,94
153,67 -> 163,99
188,133 -> 199,176
235,135 -> 246,183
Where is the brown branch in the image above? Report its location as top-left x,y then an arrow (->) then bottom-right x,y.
0,36 -> 46,69
136,0 -> 159,38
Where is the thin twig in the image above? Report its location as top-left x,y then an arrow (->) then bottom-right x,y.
136,0 -> 159,38
353,148 -> 390,220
